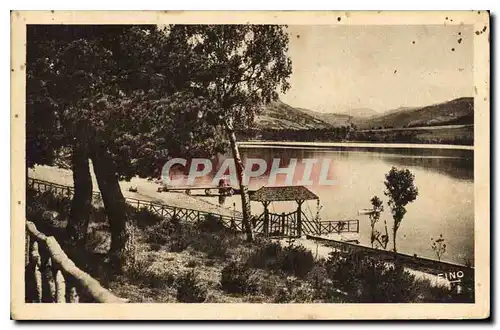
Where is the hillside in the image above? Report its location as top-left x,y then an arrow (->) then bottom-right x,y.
356,97 -> 474,129
341,107 -> 379,118
255,101 -> 334,130
256,100 -> 355,130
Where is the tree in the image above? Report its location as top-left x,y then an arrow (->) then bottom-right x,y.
27,25 -> 226,271
430,234 -> 446,261
383,167 -> 418,252
178,25 -> 293,241
368,196 -> 388,249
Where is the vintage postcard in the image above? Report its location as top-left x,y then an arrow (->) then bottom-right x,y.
11,10 -> 490,320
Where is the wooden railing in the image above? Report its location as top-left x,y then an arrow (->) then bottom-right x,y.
25,221 -> 127,303
305,233 -> 474,276
27,177 -> 359,238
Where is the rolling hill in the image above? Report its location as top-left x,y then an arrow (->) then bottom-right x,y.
255,101 -> 335,130
254,97 -> 473,133
355,97 -> 474,129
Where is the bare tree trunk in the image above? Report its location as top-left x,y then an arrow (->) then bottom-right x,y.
392,226 -> 397,253
66,141 -> 92,247
90,145 -> 136,273
226,120 -> 254,242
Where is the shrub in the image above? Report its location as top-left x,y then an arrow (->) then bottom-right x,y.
220,261 -> 258,295
197,214 -> 228,233
144,217 -> 183,246
133,207 -> 165,229
176,270 -> 207,303
324,251 -> 423,303
125,254 -> 176,289
278,244 -> 315,278
306,260 -> 330,298
185,260 -> 198,268
245,240 -> 282,269
245,240 -> 314,278
272,277 -> 316,303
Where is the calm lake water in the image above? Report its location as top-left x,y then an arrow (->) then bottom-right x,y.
198,145 -> 474,265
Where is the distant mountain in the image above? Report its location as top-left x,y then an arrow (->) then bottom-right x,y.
298,108 -> 352,127
342,107 -> 379,118
256,101 -> 335,130
254,97 -> 473,132
356,97 -> 474,129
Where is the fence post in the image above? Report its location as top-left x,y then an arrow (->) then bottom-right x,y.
281,212 -> 286,236
263,202 -> 269,237
43,258 -> 56,302
30,241 -> 42,303
25,231 -> 30,267
296,201 -> 303,237
55,269 -> 66,303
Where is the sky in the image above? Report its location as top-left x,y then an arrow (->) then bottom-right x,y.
279,25 -> 473,114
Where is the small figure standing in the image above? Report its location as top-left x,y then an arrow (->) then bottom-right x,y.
218,178 -> 229,205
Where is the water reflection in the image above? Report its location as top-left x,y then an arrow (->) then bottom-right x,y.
237,146 -> 474,265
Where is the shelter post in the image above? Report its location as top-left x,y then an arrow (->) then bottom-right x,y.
262,201 -> 270,237
296,200 -> 304,237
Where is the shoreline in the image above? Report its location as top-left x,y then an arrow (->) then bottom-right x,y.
238,140 -> 474,151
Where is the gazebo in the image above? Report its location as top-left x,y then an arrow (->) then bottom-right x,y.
250,186 -> 319,237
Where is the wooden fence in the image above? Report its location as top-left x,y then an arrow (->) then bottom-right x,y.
305,234 -> 474,277
25,221 -> 127,303
27,177 -> 359,238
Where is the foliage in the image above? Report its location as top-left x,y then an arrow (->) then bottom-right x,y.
196,214 -> 228,233
369,195 -> 388,249
272,276 -> 316,303
279,244 -> 315,278
384,167 -> 418,252
144,217 -> 182,246
245,240 -> 314,278
175,25 -> 293,241
178,25 -> 293,128
324,251 -> 420,303
132,207 -> 165,229
430,234 -> 447,261
125,254 -> 176,289
176,269 -> 207,303
220,261 -> 258,295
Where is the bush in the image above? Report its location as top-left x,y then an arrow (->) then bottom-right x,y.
132,207 -> 165,229
144,217 -> 183,246
245,240 -> 282,269
279,245 -> 315,278
196,214 -> 228,233
176,270 -> 207,303
125,255 -> 176,289
27,190 -> 71,223
324,251 -> 422,303
220,261 -> 258,295
272,277 -> 316,303
245,240 -> 315,278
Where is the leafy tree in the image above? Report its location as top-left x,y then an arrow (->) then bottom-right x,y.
175,25 -> 293,241
430,234 -> 447,261
27,25 -> 226,271
383,166 -> 419,252
368,196 -> 388,249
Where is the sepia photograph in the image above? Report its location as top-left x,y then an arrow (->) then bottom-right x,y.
10,10 -> 490,320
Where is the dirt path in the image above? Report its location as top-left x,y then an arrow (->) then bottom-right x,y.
29,164 -> 242,218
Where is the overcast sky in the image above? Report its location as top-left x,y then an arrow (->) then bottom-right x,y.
279,25 -> 473,114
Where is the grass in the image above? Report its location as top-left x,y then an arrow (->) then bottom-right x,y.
26,188 -> 474,303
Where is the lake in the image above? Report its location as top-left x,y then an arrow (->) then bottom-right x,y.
203,144 -> 474,266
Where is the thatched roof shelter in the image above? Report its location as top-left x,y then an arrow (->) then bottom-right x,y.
250,186 -> 318,203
